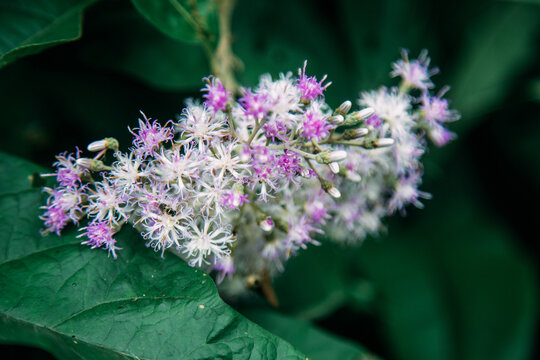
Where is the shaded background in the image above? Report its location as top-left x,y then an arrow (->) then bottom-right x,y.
1,0 -> 539,359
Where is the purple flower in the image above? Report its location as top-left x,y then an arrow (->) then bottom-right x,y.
391,49 -> 438,91
287,216 -> 322,251
239,89 -> 269,120
300,107 -> 333,140
263,119 -> 289,142
420,90 -> 460,126
40,206 -> 70,236
428,122 -> 456,147
202,76 -> 231,112
276,150 -> 301,178
304,195 -> 331,224
213,255 -> 236,284
296,61 -> 331,101
366,114 -> 383,128
388,171 -> 432,214
52,149 -> 87,188
129,111 -> 174,159
222,189 -> 249,209
78,221 -> 120,259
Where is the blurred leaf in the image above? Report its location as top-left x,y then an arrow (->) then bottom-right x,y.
338,0 -> 428,91
81,5 -> 209,90
0,152 -> 308,360
355,164 -> 538,360
131,0 -> 219,45
244,309 -> 379,360
450,3 -> 540,129
531,79 -> 540,101
273,242 -> 355,320
0,0 -> 97,68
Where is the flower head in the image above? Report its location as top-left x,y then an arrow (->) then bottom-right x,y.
130,111 -> 174,159
202,76 -> 231,112
391,49 -> 438,91
297,60 -> 331,101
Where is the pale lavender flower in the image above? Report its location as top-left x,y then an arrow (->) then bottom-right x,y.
428,122 -> 456,147
287,216 -> 322,251
420,89 -> 460,125
391,49 -> 438,91
212,255 -> 236,284
388,171 -> 432,214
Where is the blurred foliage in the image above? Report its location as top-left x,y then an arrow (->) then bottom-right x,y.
0,0 -> 539,359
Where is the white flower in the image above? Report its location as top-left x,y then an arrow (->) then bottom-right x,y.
194,175 -> 232,217
153,145 -> 201,193
207,141 -> 250,180
110,152 -> 148,195
183,218 -> 235,267
258,72 -> 302,126
86,179 -> 130,225
139,205 -> 191,254
176,104 -> 227,149
359,87 -> 414,138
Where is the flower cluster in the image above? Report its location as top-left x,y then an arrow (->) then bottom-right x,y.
40,51 -> 458,293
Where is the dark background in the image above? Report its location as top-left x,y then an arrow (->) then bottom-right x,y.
1,0 -> 539,359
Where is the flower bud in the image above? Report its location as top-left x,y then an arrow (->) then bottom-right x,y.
357,107 -> 375,120
343,128 -> 369,139
87,137 -> 119,152
76,158 -> 111,171
376,138 -> 395,147
341,107 -> 375,127
316,150 -> 347,164
335,100 -> 352,115
345,170 -> 362,182
320,179 -> 341,198
327,186 -> 341,198
328,162 -> 340,174
329,114 -> 344,125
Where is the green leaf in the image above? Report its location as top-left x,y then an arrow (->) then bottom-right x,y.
81,5 -> 209,91
243,310 -> 379,360
0,0 -> 97,68
131,0 -> 219,45
0,152 -> 307,360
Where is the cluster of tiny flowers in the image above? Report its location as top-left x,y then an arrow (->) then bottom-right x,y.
40,51 -> 458,293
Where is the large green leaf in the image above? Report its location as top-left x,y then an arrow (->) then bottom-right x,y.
131,0 -> 219,45
0,0 -> 97,68
0,152 -> 307,360
243,310 -> 379,360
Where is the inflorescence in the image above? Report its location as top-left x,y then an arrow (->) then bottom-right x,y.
40,50 -> 459,291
